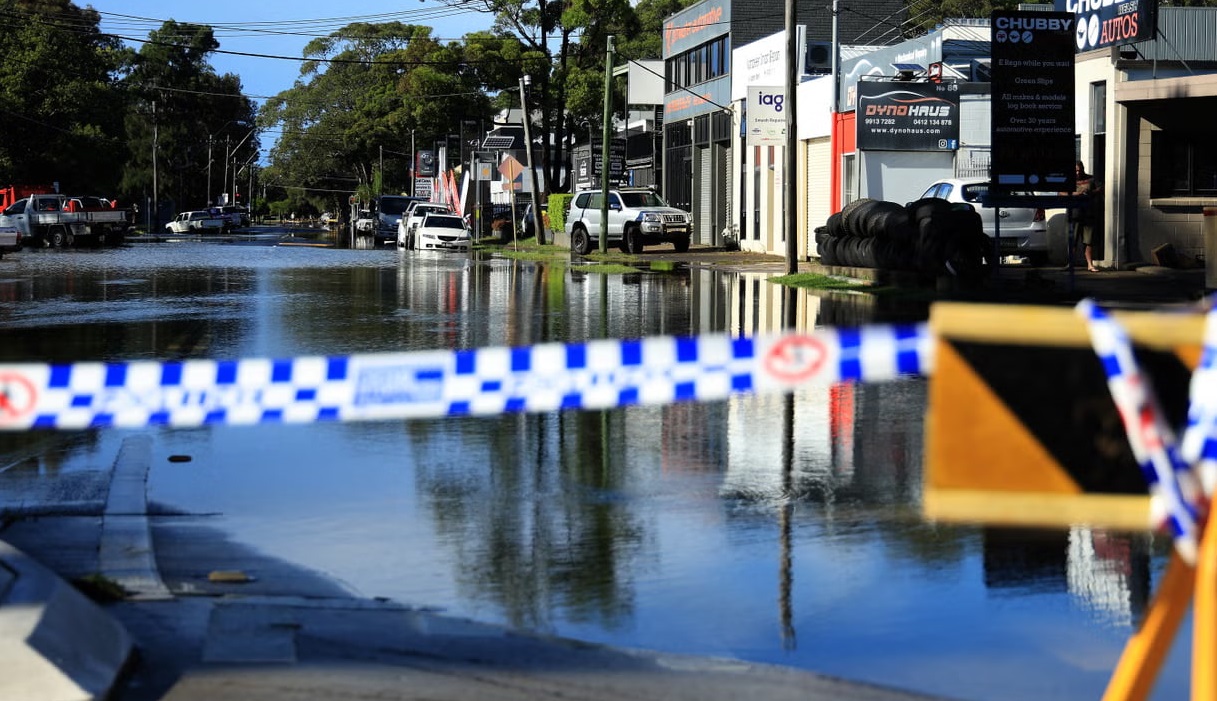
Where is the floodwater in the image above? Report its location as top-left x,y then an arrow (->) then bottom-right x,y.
0,238 -> 1190,701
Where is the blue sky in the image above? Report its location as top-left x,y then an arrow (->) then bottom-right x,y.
86,2 -> 495,105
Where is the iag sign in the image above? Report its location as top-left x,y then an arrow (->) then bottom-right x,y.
1055,0 -> 1156,52
747,86 -> 786,146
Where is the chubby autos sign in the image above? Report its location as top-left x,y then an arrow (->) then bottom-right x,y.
1056,0 -> 1156,52
855,81 -> 959,152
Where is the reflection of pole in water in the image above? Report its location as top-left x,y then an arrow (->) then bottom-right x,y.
777,278 -> 798,648
779,392 -> 796,649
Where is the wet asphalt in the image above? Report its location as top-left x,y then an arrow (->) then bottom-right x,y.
0,247 -> 1206,701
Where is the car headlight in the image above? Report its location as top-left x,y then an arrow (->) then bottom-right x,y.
642,212 -> 661,223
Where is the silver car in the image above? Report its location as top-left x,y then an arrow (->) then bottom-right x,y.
918,178 -> 1048,259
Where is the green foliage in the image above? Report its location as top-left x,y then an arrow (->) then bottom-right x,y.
0,0 -> 127,192
119,20 -> 257,211
260,22 -> 493,207
547,192 -> 573,234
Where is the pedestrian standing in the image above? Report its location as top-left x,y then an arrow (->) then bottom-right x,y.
1069,161 -> 1101,272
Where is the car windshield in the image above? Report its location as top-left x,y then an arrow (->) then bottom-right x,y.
379,197 -> 413,215
423,216 -> 464,229
618,191 -> 668,208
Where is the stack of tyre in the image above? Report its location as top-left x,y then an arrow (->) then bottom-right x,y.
815,197 -> 992,282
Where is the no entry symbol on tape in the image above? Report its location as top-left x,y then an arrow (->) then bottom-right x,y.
763,336 -> 828,383
0,373 -> 37,423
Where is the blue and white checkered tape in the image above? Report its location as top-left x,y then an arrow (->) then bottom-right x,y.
0,323 -> 932,431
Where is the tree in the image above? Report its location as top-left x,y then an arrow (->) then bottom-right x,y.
0,0 -> 127,193
456,0 -> 688,193
261,22 -> 493,212
119,21 -> 257,214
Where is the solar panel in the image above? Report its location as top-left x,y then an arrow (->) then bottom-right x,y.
481,136 -> 516,149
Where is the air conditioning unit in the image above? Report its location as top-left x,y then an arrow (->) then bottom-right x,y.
805,40 -> 832,75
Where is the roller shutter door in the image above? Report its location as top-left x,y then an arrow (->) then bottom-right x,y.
718,142 -> 732,245
805,138 -> 830,259
698,146 -> 713,245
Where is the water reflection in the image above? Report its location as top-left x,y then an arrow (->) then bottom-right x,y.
0,244 -> 1186,700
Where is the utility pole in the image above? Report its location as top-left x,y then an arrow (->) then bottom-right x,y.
410,130 -> 416,197
223,135 -> 231,205
600,35 -> 614,254
784,0 -> 798,274
152,101 -> 159,232
519,75 -> 544,244
207,135 -> 213,206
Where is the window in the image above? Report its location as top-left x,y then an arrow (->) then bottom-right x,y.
1151,130 -> 1217,197
1091,81 -> 1106,135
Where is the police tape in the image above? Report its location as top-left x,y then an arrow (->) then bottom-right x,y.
0,323 -> 932,431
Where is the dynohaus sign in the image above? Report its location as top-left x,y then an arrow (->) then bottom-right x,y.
1056,0 -> 1156,52
855,81 -> 959,152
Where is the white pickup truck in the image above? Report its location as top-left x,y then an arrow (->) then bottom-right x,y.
0,193 -> 132,248
166,210 -> 225,234
0,224 -> 20,257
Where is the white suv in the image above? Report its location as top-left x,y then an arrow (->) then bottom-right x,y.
564,188 -> 691,255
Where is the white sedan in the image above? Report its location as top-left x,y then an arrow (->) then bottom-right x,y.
409,213 -> 471,251
916,178 -> 1048,260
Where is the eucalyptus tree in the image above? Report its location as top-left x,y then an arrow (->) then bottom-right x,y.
260,22 -> 492,213
454,0 -> 693,194
0,0 -> 126,193
119,21 -> 257,212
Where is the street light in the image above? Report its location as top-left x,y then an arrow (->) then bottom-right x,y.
518,74 -> 544,243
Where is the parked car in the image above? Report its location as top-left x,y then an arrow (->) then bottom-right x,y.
564,188 -> 691,254
397,202 -> 454,249
218,205 -> 250,229
915,178 -> 1047,260
410,213 -> 471,251
375,195 -> 427,246
519,203 -> 547,237
166,210 -> 225,234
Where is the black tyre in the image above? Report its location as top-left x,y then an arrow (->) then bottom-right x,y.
50,228 -> 66,247
624,225 -> 644,254
572,225 -> 592,255
673,234 -> 690,253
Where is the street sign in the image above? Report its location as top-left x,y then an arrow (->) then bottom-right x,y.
924,302 -> 1204,530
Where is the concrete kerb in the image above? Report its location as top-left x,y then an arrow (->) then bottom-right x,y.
0,540 -> 135,701
0,434 -> 162,701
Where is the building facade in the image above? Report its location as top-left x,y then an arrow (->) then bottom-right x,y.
661,0 -> 908,249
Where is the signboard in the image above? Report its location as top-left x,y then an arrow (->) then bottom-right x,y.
1057,0 -> 1156,52
416,150 -> 437,177
924,302 -> 1204,530
746,86 -> 786,146
414,178 -> 433,199
990,10 -> 1075,192
572,141 -> 627,189
856,81 -> 959,152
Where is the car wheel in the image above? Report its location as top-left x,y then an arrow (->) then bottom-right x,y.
50,228 -> 66,248
624,225 -> 644,254
673,234 -> 690,253
572,225 -> 592,255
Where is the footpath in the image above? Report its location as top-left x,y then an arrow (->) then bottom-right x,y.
1,251 -> 1207,701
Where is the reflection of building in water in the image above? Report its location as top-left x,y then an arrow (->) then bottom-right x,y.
720,378 -> 925,504
981,526 -> 1152,628
724,271 -> 821,336
1067,527 -> 1152,629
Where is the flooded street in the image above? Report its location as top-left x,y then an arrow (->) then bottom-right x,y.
0,239 -> 1189,701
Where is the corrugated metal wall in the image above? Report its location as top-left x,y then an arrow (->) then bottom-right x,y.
1129,7 -> 1217,61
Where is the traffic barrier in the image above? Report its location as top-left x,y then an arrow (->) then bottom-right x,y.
0,324 -> 932,431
